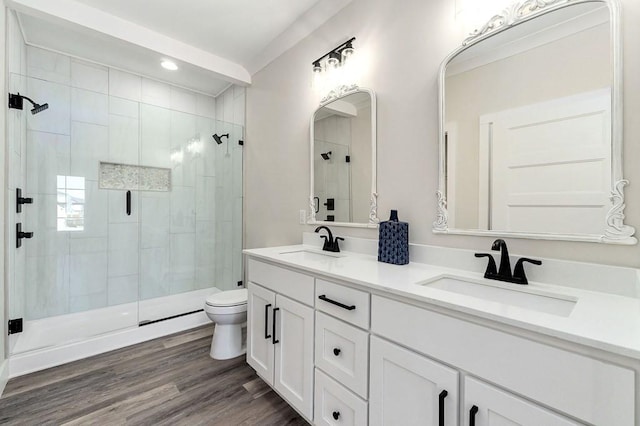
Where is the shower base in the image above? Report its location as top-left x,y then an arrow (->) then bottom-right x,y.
8,288 -> 220,378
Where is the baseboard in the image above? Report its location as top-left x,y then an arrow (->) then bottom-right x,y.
0,359 -> 9,396
9,311 -> 210,378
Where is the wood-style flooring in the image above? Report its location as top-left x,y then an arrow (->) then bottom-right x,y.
0,324 -> 307,425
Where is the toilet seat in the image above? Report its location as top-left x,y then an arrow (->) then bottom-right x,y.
206,288 -> 247,307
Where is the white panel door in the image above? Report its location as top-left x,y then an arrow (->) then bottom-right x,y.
369,336 -> 459,426
481,89 -> 611,234
464,377 -> 580,426
274,294 -> 314,420
246,282 -> 275,384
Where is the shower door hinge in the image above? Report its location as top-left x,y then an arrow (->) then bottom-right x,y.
237,280 -> 243,287
8,318 -> 23,335
238,140 -> 244,146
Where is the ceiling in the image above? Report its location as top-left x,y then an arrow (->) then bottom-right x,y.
10,0 -> 352,95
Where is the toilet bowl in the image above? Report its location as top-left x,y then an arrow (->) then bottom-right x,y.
204,289 -> 248,360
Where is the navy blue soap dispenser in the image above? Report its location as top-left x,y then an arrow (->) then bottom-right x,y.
377,210 -> 409,265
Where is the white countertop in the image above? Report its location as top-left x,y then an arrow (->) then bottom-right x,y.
244,244 -> 640,360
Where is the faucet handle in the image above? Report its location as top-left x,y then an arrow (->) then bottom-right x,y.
333,237 -> 344,252
475,253 -> 497,278
512,258 -> 542,285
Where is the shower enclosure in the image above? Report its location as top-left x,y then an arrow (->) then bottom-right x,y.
5,41 -> 244,360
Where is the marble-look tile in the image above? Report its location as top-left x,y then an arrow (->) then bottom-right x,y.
170,186 -> 196,233
26,77 -> 71,135
232,143 -> 243,198
233,85 -> 245,99
108,223 -> 139,277
7,11 -> 25,75
196,94 -> 216,119
24,195 -> 70,258
69,251 -> 107,296
223,88 -> 234,123
140,247 -> 170,300
110,97 -> 139,118
71,60 -> 108,94
69,292 -> 108,314
108,114 -> 139,164
25,254 -> 70,320
108,275 -> 138,306
233,97 -> 245,126
141,78 -> 171,109
108,248 -> 139,277
195,117 -> 216,177
69,180 -> 107,239
170,86 -> 197,115
109,69 -> 141,102
215,95 -> 224,121
70,122 -> 108,181
170,111 -> 197,187
170,233 -> 195,293
71,88 -> 109,126
69,237 -> 108,254
108,189 -> 139,224
195,176 -> 216,221
26,131 -> 70,195
140,104 -> 171,169
99,163 -> 170,191
27,46 -> 70,85
196,220 -> 216,268
141,193 -> 170,248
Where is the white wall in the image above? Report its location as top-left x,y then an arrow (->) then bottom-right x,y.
246,0 -> 640,270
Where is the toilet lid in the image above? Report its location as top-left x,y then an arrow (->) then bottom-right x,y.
206,289 -> 247,307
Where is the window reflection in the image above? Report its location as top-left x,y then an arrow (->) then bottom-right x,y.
57,176 -> 85,231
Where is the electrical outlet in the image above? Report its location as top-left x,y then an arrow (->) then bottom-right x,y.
299,209 -> 306,224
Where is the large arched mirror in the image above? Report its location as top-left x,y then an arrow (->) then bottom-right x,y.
434,0 -> 636,244
309,86 -> 378,227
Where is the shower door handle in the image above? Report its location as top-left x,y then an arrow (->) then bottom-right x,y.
126,190 -> 131,216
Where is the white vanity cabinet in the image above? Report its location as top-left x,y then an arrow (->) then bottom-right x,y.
246,260 -> 315,420
369,336 -> 459,426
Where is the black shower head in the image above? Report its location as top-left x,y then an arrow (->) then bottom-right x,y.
321,151 -> 332,160
31,103 -> 48,115
212,133 -> 229,144
8,93 -> 49,115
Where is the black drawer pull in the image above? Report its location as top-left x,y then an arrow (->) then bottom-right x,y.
333,348 -> 341,356
264,304 -> 272,339
439,390 -> 448,426
318,295 -> 355,311
469,405 -> 478,426
332,411 -> 340,420
272,307 -> 279,344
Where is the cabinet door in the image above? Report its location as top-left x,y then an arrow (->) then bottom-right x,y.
370,336 -> 459,426
274,294 -> 314,420
247,282 -> 276,384
464,377 -> 580,426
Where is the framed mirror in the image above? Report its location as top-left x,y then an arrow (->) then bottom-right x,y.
309,86 -> 378,228
434,0 -> 636,244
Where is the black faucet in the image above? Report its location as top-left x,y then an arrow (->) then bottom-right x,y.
314,226 -> 344,252
475,239 -> 541,285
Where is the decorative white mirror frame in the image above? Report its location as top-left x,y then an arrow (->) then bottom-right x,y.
309,85 -> 379,228
433,0 -> 636,244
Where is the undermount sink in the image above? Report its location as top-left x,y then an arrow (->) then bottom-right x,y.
422,276 -> 577,317
279,249 -> 343,261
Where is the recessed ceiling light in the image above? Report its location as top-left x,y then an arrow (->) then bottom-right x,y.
161,60 -> 178,71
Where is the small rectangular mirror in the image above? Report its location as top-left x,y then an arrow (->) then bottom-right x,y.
309,87 -> 378,227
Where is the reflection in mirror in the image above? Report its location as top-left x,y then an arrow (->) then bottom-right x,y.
436,0 -> 636,244
310,87 -> 377,227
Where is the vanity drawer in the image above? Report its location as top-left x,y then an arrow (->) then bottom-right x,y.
315,312 -> 369,398
316,279 -> 370,329
314,368 -> 368,426
371,295 -> 635,426
248,259 -> 314,306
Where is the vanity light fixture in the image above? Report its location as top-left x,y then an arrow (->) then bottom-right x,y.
161,59 -> 178,71
311,37 -> 356,89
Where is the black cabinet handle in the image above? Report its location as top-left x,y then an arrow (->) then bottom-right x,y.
272,307 -> 279,344
439,390 -> 448,426
126,190 -> 131,216
333,348 -> 341,356
264,304 -> 272,339
332,411 -> 340,420
469,405 -> 478,426
318,295 -> 355,311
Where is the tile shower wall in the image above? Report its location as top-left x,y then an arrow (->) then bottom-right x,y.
7,45 -> 244,321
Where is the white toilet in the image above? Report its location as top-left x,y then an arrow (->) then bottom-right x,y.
204,288 -> 248,360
